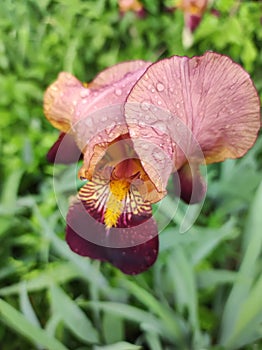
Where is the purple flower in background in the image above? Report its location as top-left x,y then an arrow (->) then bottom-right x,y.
44,52 -> 260,274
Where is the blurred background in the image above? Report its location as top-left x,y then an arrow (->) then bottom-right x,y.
0,0 -> 261,349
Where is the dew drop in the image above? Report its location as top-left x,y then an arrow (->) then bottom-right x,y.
80,89 -> 90,98
105,123 -> 116,135
115,88 -> 122,96
140,100 -> 150,111
85,118 -> 93,127
153,121 -> 167,135
141,143 -> 149,150
156,82 -> 164,92
138,120 -> 145,127
153,148 -> 165,163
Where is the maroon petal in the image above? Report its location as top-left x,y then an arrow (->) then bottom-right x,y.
66,200 -> 159,274
47,132 -> 82,164
173,163 -> 206,204
185,14 -> 202,32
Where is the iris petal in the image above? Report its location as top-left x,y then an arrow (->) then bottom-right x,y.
44,61 -> 152,180
47,132 -> 82,164
173,162 -> 206,204
126,51 -> 260,176
66,200 -> 158,274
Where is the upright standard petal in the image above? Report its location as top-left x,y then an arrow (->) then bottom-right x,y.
44,72 -> 83,132
125,51 -> 260,202
43,61 -> 151,179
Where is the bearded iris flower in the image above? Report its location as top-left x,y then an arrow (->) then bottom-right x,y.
118,0 -> 145,17
44,52 -> 260,274
177,0 -> 208,32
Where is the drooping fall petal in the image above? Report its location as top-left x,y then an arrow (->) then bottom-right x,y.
47,132 -> 82,164
66,200 -> 158,274
125,51 -> 260,203
43,61 -> 151,180
173,162 -> 206,204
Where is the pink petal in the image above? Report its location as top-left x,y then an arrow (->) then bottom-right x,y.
47,132 -> 82,164
44,61 -> 151,179
66,200 -> 158,274
125,52 -> 260,177
91,60 -> 150,87
44,73 -> 83,132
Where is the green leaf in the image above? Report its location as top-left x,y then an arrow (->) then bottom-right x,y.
197,269 -> 237,289
160,219 -> 237,265
0,170 -> 24,215
0,298 -> 69,350
94,342 -> 142,350
19,283 -> 41,328
88,301 -> 170,340
167,248 -> 201,346
0,262 -> 81,296
122,280 -> 184,344
50,284 -> 99,344
102,312 -> 124,344
220,181 -> 262,348
229,274 -> 262,348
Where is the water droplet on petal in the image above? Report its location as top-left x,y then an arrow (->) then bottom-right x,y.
115,88 -> 122,96
153,148 -> 165,164
153,121 -> 167,136
138,120 -> 145,127
85,118 -> 93,127
141,101 -> 150,111
80,89 -> 90,98
141,143 -> 149,150
156,82 -> 164,92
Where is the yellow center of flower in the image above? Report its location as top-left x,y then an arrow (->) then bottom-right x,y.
104,179 -> 130,229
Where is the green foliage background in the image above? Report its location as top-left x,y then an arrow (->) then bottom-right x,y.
0,0 -> 262,349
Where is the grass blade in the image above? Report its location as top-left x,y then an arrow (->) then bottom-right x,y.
50,284 -> 99,344
0,298 -> 69,350
220,181 -> 262,347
